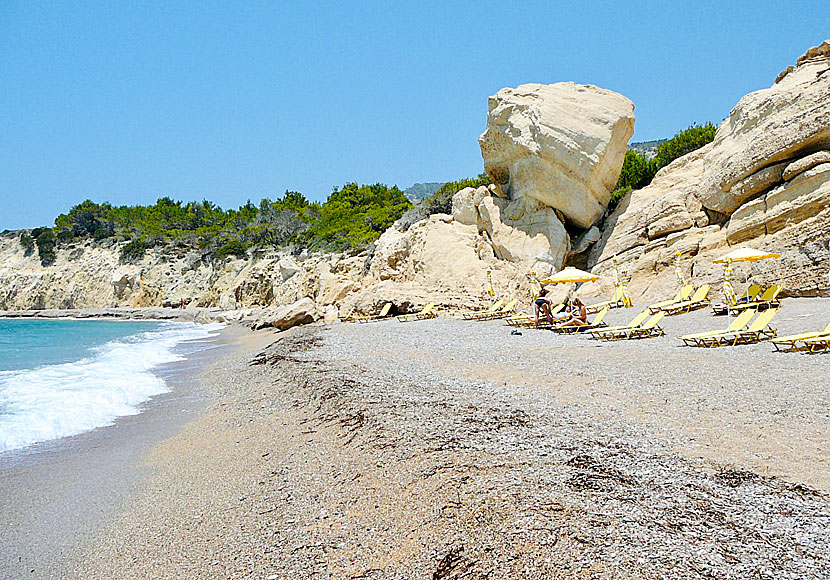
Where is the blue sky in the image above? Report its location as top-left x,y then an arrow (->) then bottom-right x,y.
1,1 -> 827,229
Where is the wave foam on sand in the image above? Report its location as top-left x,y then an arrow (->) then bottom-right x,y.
0,322 -> 224,453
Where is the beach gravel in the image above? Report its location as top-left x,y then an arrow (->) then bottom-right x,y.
75,299 -> 830,579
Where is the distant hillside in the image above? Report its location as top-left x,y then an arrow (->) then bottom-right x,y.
629,139 -> 665,160
403,182 -> 444,203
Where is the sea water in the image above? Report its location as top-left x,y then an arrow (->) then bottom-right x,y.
0,318 -> 223,453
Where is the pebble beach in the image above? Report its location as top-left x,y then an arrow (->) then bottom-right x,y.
64,298 -> 830,579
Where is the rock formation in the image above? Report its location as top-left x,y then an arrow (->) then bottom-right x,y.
479,82 -> 635,230
586,40 -> 830,301
4,42 -> 829,328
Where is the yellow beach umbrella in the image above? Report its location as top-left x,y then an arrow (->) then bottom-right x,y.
713,247 -> 781,263
540,266 -> 600,285
714,246 -> 780,304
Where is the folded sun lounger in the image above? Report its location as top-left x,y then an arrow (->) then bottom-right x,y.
770,321 -> 830,352
647,285 -> 694,314
678,309 -> 757,347
397,302 -> 436,322
587,309 -> 651,340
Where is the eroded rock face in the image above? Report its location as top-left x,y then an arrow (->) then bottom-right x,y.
587,41 -> 830,300
479,82 -> 635,229
697,40 -> 830,215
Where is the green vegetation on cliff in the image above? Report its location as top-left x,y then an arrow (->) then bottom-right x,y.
609,122 -> 717,211
397,173 -> 492,231
653,122 -> 717,169
32,183 -> 411,264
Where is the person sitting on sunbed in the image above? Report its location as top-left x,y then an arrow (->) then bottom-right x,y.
534,288 -> 554,328
555,298 -> 588,329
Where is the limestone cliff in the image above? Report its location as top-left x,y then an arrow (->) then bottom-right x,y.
3,42 -> 830,325
583,40 -> 830,302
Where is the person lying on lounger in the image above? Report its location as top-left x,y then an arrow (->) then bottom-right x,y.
554,298 -> 588,329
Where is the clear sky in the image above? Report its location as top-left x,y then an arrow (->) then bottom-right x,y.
1,1 -> 827,229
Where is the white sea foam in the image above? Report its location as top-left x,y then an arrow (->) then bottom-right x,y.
0,322 -> 224,453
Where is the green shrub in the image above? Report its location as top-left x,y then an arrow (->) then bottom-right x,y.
607,186 -> 632,212
608,150 -> 658,212
19,232 -> 35,255
213,239 -> 247,260
617,150 -> 657,191
120,239 -> 151,263
35,228 -> 57,266
301,183 -> 412,250
654,122 -> 717,169
425,173 -> 492,215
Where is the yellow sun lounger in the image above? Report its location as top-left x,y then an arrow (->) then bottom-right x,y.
696,308 -> 779,347
730,285 -> 781,313
678,309 -> 757,347
468,299 -> 518,321
587,310 -> 651,340
770,321 -> 830,352
353,302 -> 393,323
711,284 -> 763,314
506,303 -> 564,327
661,285 -> 711,315
460,298 -> 504,320
397,302 -> 436,322
647,285 -> 694,314
737,284 -> 763,304
800,334 -> 830,353
551,306 -> 610,334
604,311 -> 667,340
585,287 -> 626,315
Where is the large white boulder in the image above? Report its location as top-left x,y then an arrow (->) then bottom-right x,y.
251,297 -> 319,331
479,82 -> 635,229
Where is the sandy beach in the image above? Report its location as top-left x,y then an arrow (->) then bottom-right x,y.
0,324 -> 247,579
56,298 -> 830,579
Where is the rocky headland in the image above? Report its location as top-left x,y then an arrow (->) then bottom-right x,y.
1,41 -> 829,330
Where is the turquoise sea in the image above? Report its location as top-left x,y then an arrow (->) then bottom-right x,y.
0,318 -> 223,453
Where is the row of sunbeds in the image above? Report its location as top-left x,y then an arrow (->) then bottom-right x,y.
340,302 -> 437,323
644,283 -> 781,316
510,301 -> 830,352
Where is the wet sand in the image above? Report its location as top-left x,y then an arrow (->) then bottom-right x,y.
0,324 -> 251,579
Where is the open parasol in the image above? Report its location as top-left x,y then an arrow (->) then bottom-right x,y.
713,247 -> 781,264
540,267 -> 600,285
714,247 -> 780,305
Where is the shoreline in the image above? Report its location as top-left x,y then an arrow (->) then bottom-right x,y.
71,299 -> 830,578
0,323 -> 253,579
0,307 -> 226,322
